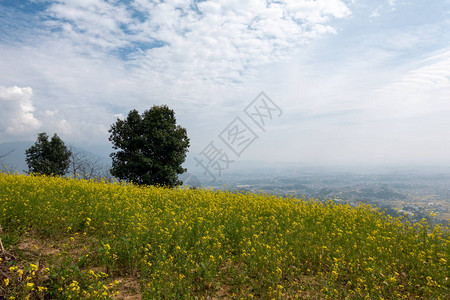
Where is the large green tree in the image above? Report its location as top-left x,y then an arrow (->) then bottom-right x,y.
109,105 -> 190,187
25,132 -> 72,175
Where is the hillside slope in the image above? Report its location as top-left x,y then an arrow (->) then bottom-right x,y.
0,173 -> 448,299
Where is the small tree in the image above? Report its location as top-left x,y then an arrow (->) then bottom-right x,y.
25,132 -> 72,175
0,149 -> 14,160
109,105 -> 190,187
68,147 -> 112,181
0,149 -> 16,173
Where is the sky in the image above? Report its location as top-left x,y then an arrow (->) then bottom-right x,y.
1,0 -> 450,175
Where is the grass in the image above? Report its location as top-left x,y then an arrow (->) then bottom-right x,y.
0,173 -> 448,299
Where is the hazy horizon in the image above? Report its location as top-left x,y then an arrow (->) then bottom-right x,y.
2,140 -> 450,180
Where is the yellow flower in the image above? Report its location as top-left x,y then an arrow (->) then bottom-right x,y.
9,266 -> 18,272
38,286 -> 48,292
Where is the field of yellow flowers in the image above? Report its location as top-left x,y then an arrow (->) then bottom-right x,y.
0,173 -> 448,299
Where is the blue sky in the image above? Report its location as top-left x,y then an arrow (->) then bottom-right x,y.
1,0 -> 450,171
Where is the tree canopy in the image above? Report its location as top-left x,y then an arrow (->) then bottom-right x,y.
25,132 -> 72,176
109,105 -> 190,187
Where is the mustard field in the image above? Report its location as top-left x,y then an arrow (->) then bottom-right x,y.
0,173 -> 448,299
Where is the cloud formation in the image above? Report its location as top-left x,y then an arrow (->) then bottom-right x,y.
1,0 -> 449,166
44,0 -> 351,83
0,86 -> 41,137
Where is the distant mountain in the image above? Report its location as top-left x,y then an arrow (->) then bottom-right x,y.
0,140 -> 33,173
0,141 -> 111,174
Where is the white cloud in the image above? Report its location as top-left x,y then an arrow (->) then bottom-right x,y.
395,50 -> 450,90
0,83 -> 107,145
370,6 -> 381,18
0,86 -> 41,137
45,0 -> 133,50
372,49 -> 450,119
43,0 -> 352,84
0,0 -> 353,140
284,0 -> 351,23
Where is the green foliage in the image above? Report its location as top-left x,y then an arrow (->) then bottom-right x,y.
109,105 -> 190,187
25,132 -> 72,176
